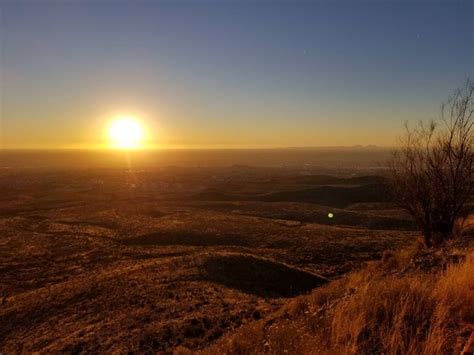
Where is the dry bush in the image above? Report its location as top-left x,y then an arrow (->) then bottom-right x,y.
388,78 -> 474,247
204,250 -> 474,355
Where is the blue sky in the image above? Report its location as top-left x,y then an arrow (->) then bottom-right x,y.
1,0 -> 472,148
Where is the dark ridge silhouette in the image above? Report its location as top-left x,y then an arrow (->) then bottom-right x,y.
193,183 -> 391,208
283,174 -> 386,186
201,254 -> 327,298
260,183 -> 391,207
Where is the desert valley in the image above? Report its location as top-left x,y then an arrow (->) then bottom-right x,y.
1,149 -> 472,353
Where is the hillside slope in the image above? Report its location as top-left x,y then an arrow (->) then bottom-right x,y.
202,243 -> 474,355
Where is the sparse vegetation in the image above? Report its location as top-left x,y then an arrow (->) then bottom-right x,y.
1,164 -> 472,353
205,246 -> 474,355
388,79 -> 474,247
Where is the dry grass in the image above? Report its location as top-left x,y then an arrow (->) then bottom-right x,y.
204,249 -> 474,355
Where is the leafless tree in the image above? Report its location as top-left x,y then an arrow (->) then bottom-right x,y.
388,78 -> 474,247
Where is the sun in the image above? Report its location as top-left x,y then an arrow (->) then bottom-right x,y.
108,116 -> 145,149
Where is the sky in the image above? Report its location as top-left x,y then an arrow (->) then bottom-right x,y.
0,0 -> 472,149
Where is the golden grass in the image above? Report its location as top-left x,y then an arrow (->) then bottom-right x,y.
203,249 -> 474,355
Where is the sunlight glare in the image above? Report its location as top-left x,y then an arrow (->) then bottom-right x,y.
108,116 -> 144,149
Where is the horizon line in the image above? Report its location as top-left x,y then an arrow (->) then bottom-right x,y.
0,145 -> 396,152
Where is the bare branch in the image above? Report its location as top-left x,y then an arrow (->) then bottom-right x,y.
388,78 -> 474,247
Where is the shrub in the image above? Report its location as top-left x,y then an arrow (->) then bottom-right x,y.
388,79 -> 474,247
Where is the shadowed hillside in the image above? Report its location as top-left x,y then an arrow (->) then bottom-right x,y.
193,181 -> 391,208
259,183 -> 391,207
201,254 -> 327,298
